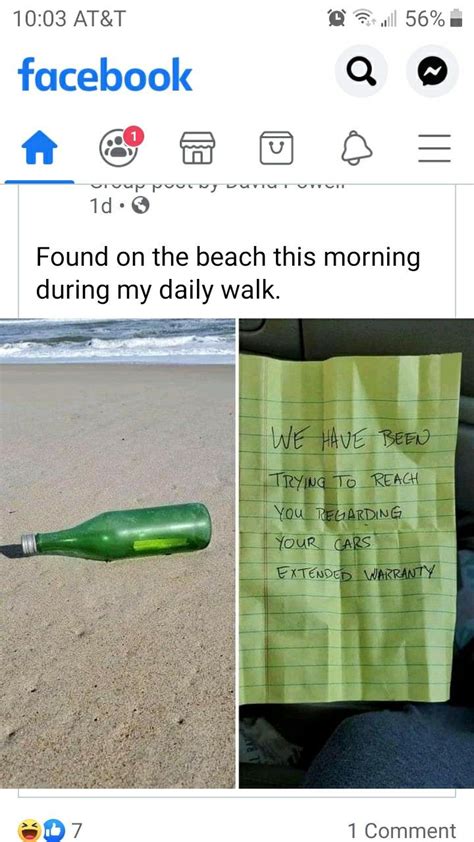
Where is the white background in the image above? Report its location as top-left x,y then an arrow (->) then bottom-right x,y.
0,1 -> 472,184
2,182 -> 471,318
456,186 -> 474,314
1,0 -> 473,828
1,788 -> 472,841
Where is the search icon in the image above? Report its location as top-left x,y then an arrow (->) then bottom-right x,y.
336,46 -> 387,96
346,56 -> 377,86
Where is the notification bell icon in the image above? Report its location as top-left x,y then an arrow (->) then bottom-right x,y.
341,130 -> 373,165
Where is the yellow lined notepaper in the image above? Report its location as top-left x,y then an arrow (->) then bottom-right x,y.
240,353 -> 462,704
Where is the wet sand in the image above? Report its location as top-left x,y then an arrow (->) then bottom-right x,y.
0,364 -> 235,788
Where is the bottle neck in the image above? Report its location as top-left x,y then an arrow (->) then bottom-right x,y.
36,528 -> 81,556
22,528 -> 81,557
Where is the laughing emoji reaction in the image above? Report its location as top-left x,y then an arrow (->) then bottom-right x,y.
18,820 -> 42,841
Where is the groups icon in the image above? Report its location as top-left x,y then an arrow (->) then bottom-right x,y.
18,819 -> 66,841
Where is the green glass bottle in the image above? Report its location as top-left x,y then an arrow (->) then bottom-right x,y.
21,503 -> 211,562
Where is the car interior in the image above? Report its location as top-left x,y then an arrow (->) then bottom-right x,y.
239,319 -> 474,788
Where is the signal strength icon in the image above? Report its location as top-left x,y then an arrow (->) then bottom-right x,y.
380,10 -> 397,27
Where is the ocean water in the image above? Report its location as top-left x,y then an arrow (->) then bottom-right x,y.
0,320 -> 235,364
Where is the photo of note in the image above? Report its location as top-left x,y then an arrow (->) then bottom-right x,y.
240,352 -> 462,704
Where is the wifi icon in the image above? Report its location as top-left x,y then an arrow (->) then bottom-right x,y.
354,8 -> 376,26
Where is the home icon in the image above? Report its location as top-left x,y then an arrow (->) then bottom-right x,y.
22,131 -> 58,165
180,131 -> 215,164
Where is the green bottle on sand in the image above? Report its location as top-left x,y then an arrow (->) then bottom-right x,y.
21,503 -> 212,562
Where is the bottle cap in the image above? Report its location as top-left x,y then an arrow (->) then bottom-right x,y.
21,533 -> 37,555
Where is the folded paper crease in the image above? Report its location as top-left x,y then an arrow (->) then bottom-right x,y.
240,352 -> 462,704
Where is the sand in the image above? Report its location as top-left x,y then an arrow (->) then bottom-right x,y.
0,364 -> 235,789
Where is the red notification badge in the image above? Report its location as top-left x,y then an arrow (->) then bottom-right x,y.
123,125 -> 145,147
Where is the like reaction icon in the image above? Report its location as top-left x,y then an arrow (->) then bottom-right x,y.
43,820 -> 66,841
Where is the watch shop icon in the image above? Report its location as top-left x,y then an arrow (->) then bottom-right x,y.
260,131 -> 294,165
180,132 -> 215,164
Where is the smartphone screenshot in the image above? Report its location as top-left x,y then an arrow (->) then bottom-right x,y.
0,2 -> 473,841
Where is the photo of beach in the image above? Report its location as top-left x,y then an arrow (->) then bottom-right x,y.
0,319 -> 235,789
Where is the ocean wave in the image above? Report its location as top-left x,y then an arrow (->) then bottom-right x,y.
0,334 -> 234,362
89,335 -> 226,350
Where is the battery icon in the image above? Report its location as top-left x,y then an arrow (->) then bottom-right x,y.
450,8 -> 463,26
